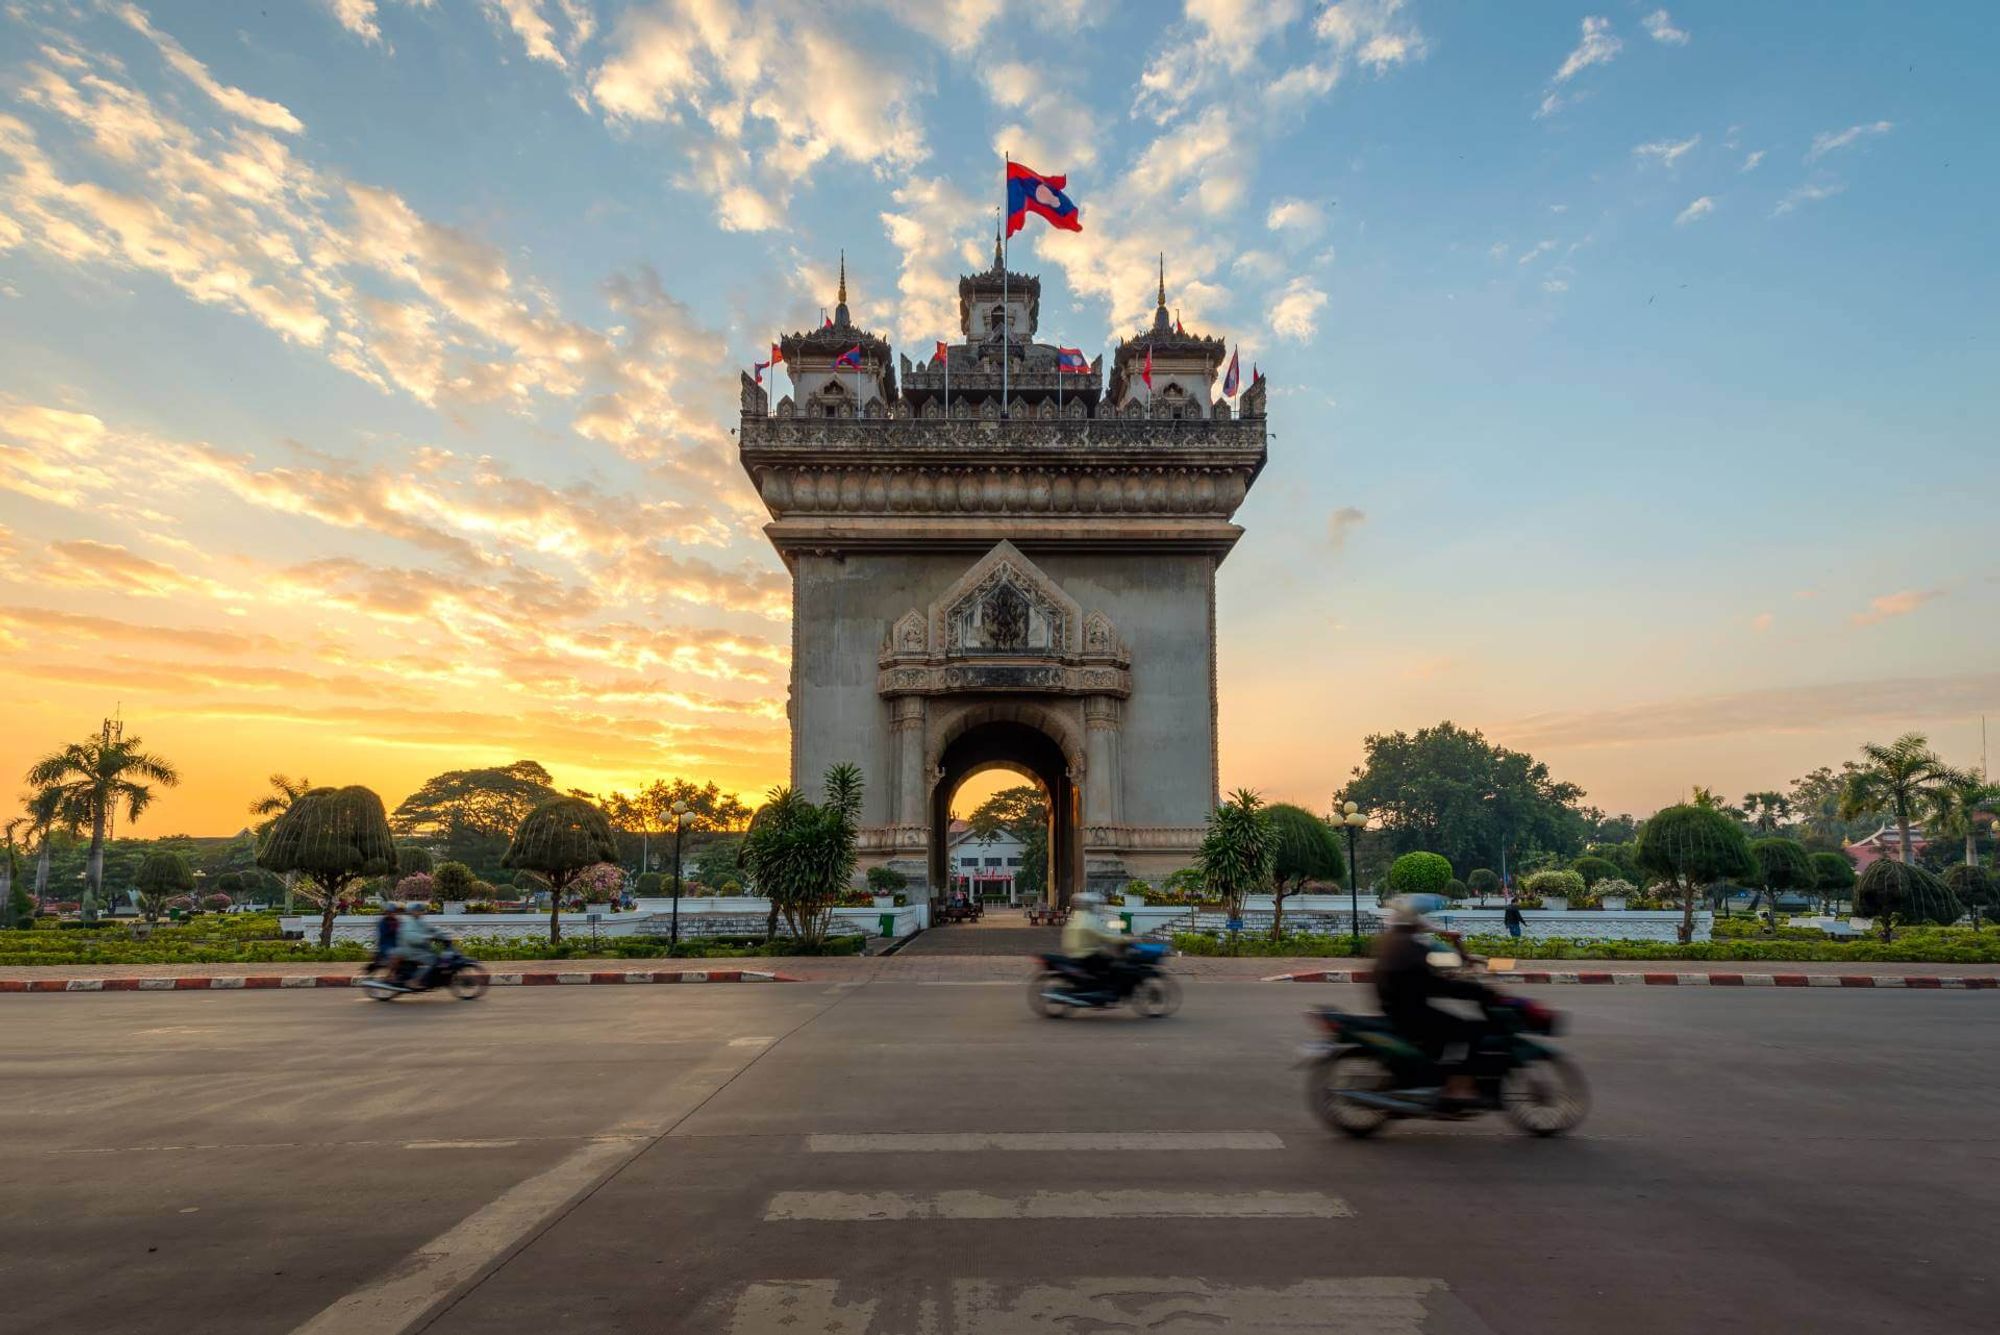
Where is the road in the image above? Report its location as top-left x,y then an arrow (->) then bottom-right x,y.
4,978 -> 1996,1333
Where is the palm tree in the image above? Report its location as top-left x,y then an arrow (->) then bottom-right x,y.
1740,791 -> 1792,834
1838,733 -> 1972,868
1925,774 -> 1995,867
25,734 -> 180,922
22,786 -> 81,914
250,774 -> 312,913
1196,789 -> 1278,922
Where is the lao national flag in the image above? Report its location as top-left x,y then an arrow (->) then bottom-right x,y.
1056,347 -> 1090,375
1221,349 -> 1240,397
934,340 -> 950,365
1006,162 -> 1082,238
752,359 -> 772,384
834,345 -> 864,369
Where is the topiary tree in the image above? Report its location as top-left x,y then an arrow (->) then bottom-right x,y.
1466,868 -> 1500,899
1809,851 -> 1857,914
502,797 -> 620,943
1196,789 -> 1278,921
1445,877 -> 1468,901
256,787 -> 399,946
1854,859 -> 1959,940
1386,851 -> 1453,900
1266,803 -> 1342,939
635,870 -> 665,898
1571,856 -> 1621,888
1941,864 -> 1995,931
432,861 -> 475,900
1637,803 -> 1755,944
1749,837 -> 1813,929
396,844 -> 435,875
134,850 -> 195,923
866,865 -> 909,899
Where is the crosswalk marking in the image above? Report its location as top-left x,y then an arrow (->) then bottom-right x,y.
806,1130 -> 1284,1153
765,1189 -> 1353,1221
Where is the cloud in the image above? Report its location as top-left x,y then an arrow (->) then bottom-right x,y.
1266,198 -> 1327,238
1807,120 -> 1893,163
116,5 -> 303,133
1516,239 -> 1557,266
984,60 -> 1099,171
1269,276 -> 1328,341
1851,589 -> 1942,626
1633,134 -> 1700,168
1506,672 -> 2000,748
1642,9 -> 1690,45
1772,180 -> 1846,216
33,539 -> 229,600
1740,149 -> 1766,173
1137,0 -> 1424,123
1675,195 -> 1715,225
1751,612 -> 1773,633
878,175 -> 988,347
1541,277 -> 1569,293
479,0 -> 596,69
1327,506 -> 1366,551
1536,15 -> 1621,117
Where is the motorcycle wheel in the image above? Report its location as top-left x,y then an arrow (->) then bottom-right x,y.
363,981 -> 401,1003
1029,971 -> 1074,1019
1500,1053 -> 1590,1136
1130,973 -> 1182,1018
1309,1050 -> 1396,1138
447,965 -> 491,1000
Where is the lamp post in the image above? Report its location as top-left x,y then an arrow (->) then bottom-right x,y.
668,800 -> 692,947
1339,801 -> 1369,950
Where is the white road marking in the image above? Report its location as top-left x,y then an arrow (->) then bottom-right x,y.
402,1139 -> 521,1151
729,1036 -> 774,1047
721,1277 -> 1480,1334
765,1190 -> 1352,1221
807,1131 -> 1284,1153
914,980 -> 1015,987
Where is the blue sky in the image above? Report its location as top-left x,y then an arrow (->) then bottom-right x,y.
1,0 -> 1995,833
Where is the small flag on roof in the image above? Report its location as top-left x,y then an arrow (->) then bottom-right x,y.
1141,343 -> 1153,390
1221,348 -> 1240,397
1056,347 -> 1090,375
1005,161 -> 1083,238
752,359 -> 772,384
934,340 -> 950,365
834,345 -> 864,369
770,342 -> 784,365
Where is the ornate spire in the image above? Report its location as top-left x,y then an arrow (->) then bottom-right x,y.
834,251 -> 850,327
1157,253 -> 1166,309
992,227 -> 1004,272
1152,254 -> 1171,335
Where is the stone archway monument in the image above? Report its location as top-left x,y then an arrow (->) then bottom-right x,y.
738,251 -> 1266,903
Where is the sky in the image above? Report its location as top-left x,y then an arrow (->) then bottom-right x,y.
2,0 -> 1996,837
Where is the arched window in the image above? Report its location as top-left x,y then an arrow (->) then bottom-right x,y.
990,304 -> 1007,336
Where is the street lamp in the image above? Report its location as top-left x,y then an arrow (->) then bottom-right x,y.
669,800 -> 692,947
1338,801 -> 1369,950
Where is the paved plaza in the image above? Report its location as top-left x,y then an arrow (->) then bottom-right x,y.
6,972 -> 1998,1334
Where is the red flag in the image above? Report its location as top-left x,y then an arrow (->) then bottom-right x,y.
934,340 -> 949,365
822,312 -> 833,329
1141,344 -> 1153,390
770,342 -> 784,365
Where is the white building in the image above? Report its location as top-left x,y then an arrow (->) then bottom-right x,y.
945,819 -> 1030,902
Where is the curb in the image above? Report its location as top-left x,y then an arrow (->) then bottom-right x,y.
1262,969 -> 2000,989
0,969 -> 799,994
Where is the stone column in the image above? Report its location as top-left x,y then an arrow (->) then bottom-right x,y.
891,696 -> 927,828
1082,696 -> 1122,829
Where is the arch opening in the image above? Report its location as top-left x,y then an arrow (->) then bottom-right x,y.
929,718 -> 1080,907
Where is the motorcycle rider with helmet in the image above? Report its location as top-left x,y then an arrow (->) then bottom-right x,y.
1062,890 -> 1122,992
1374,894 -> 1500,1107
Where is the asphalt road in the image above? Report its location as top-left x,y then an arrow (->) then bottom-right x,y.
4,979 -> 1996,1333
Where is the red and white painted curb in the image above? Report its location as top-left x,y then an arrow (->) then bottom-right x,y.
1264,968 -> 2000,989
0,969 -> 798,994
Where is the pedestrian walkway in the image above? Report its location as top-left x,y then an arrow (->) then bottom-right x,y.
892,905 -> 1061,957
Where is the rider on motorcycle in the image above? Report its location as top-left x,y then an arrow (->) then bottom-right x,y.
1374,894 -> 1499,1106
1062,891 -> 1122,989
391,902 -> 443,988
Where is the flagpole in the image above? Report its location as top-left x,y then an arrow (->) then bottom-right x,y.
1001,151 -> 1009,421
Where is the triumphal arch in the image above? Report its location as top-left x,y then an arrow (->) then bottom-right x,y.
738,248 -> 1267,901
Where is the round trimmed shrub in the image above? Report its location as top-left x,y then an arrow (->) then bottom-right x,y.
433,862 -> 475,898
1854,860 -> 1959,937
1466,868 -> 1500,897
1386,852 -> 1453,899
1571,856 -> 1621,887
1524,869 -> 1586,903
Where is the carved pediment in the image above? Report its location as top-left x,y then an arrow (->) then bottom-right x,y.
931,541 -> 1080,657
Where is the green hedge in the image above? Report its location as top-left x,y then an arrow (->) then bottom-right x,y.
1166,926 -> 2000,964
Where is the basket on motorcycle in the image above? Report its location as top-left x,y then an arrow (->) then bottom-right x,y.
1127,942 -> 1168,963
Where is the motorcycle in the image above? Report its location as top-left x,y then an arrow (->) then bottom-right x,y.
361,943 -> 491,1002
1300,980 -> 1588,1137
1030,941 -> 1182,1018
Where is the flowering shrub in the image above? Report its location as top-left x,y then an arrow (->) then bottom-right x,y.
394,873 -> 436,902
1523,869 -> 1585,901
567,862 -> 626,903
202,893 -> 233,911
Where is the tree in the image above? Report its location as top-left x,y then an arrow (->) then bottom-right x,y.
249,774 -> 312,841
1571,856 -> 1621,888
1340,722 -> 1587,875
1942,864 -> 1996,930
1196,789 -> 1277,920
692,835 -> 746,891
1748,837 -> 1812,929
391,761 -> 560,873
1741,792 -> 1792,834
256,787 -> 399,947
26,732 -> 180,923
432,861 -> 475,900
1637,804 -> 1755,944
1924,774 -> 1995,868
742,764 -> 864,949
1854,860 -> 1958,941
867,865 -> 909,899
967,785 -> 1050,902
1839,733 -> 1972,868
1387,851 -> 1454,899
133,850 -> 195,922
396,844 -> 435,875
0,815 -> 22,929
635,871 -> 665,897
1267,803 -> 1343,939
501,797 -> 620,944
1808,851 -> 1856,914
1466,868 -> 1500,899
